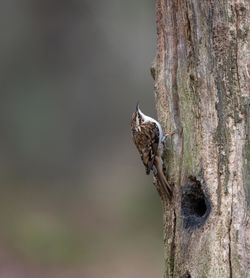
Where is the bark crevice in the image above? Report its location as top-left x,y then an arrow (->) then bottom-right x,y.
228,215 -> 233,278
234,3 -> 241,92
170,209 -> 177,277
154,0 -> 250,276
228,185 -> 234,278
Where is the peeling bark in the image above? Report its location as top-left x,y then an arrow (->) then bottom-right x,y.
153,0 -> 250,277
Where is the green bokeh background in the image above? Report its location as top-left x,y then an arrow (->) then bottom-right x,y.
0,1 -> 163,277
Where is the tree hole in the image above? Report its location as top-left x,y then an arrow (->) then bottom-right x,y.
181,271 -> 191,278
181,176 -> 211,229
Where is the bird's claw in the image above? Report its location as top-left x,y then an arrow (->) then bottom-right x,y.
161,129 -> 177,144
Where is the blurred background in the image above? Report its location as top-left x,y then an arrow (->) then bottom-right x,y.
0,0 -> 164,277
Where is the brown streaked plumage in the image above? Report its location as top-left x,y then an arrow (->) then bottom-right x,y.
131,105 -> 172,199
132,119 -> 159,174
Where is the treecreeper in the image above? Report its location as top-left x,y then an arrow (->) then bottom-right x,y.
131,103 -> 173,199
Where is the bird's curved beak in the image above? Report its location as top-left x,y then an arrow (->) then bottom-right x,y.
136,102 -> 139,112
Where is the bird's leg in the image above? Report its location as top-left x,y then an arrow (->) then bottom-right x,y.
161,129 -> 177,145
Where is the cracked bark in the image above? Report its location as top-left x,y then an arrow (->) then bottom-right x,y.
153,0 -> 250,277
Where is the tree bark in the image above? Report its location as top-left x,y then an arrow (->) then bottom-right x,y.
153,0 -> 250,277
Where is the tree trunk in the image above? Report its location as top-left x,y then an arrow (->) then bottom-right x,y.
153,0 -> 250,277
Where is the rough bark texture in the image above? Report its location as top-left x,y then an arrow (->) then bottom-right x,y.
153,0 -> 250,277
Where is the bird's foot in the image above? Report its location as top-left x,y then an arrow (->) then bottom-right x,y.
161,129 -> 177,145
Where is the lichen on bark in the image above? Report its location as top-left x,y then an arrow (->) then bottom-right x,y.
154,0 -> 250,277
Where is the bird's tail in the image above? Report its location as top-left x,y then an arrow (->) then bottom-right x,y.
154,156 -> 172,199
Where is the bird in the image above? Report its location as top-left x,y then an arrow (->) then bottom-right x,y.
131,103 -> 172,199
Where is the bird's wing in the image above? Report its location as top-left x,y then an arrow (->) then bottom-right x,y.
133,121 -> 159,174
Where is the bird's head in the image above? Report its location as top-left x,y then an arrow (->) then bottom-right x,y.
131,102 -> 143,132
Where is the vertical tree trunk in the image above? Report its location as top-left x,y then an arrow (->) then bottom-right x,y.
153,0 -> 250,277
